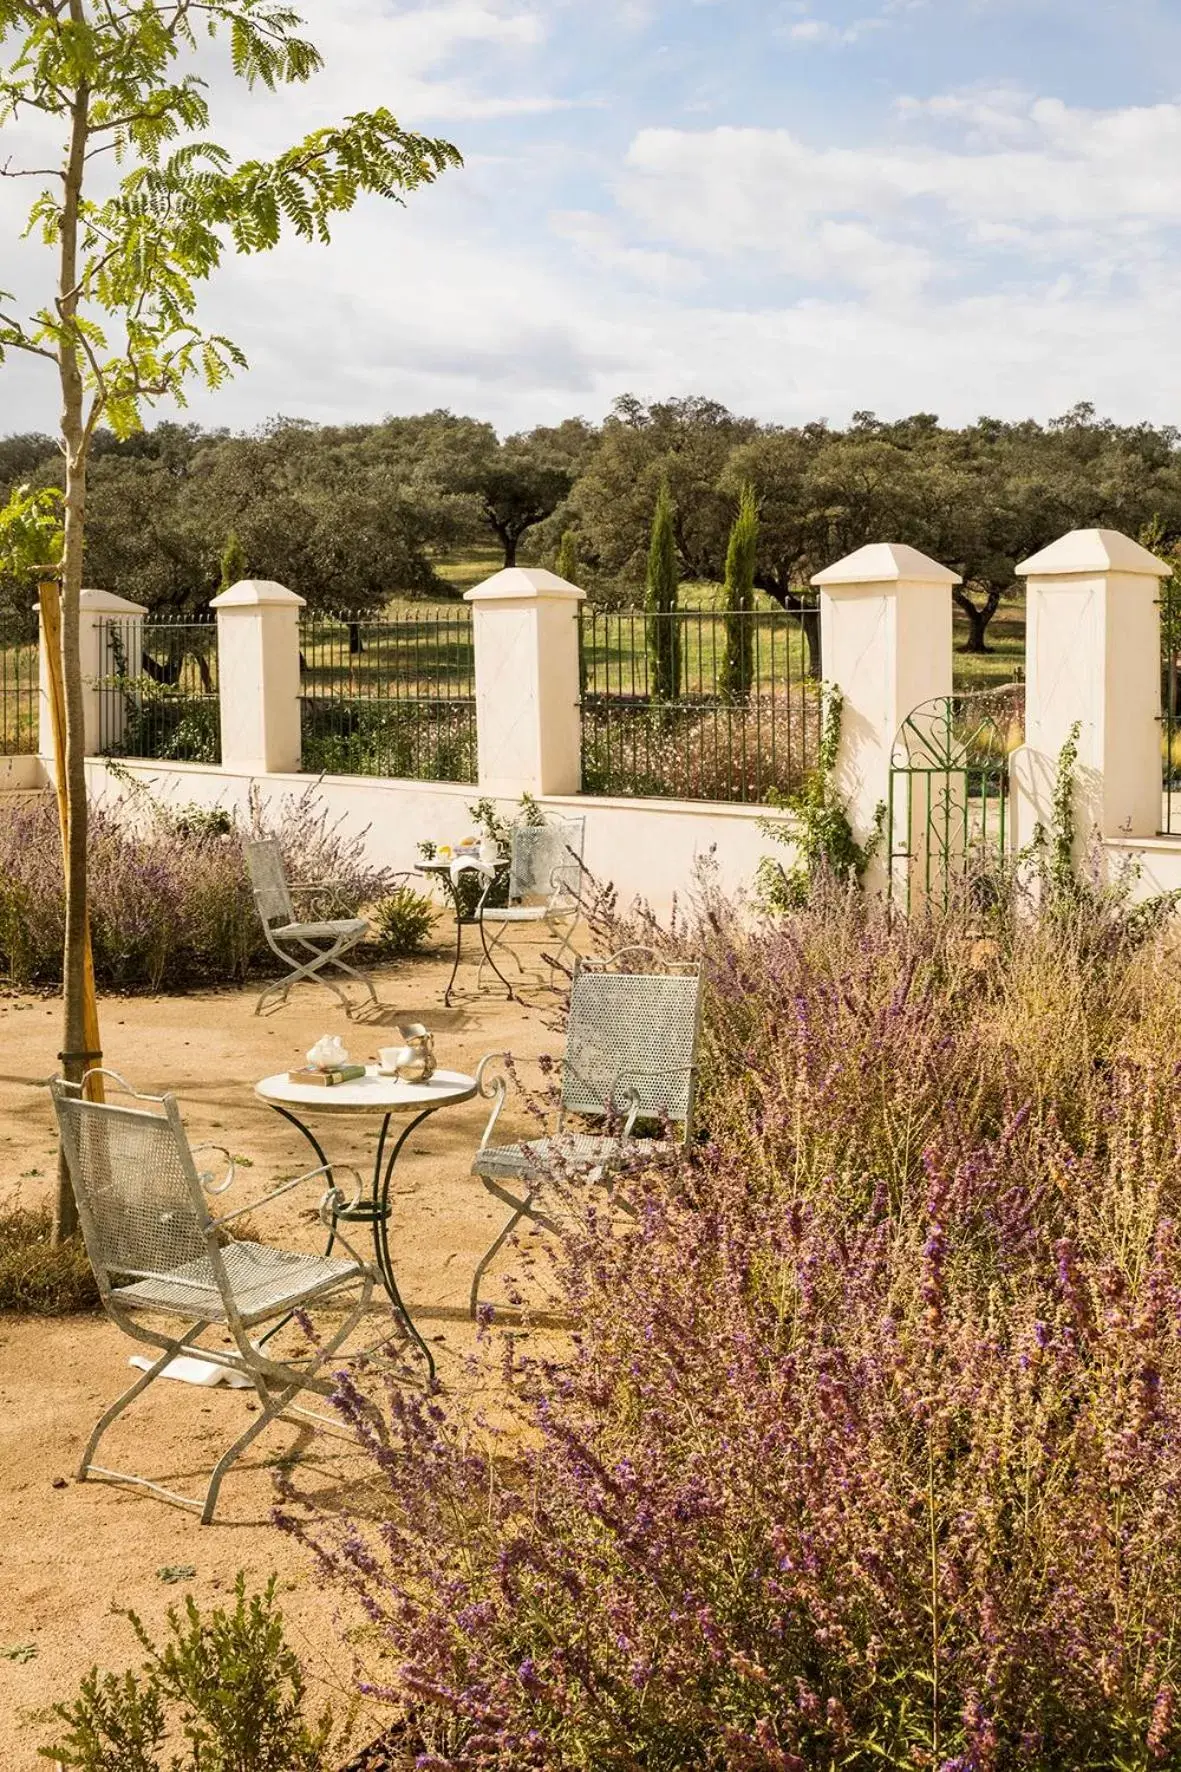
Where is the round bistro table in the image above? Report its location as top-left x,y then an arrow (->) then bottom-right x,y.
416,858 -> 513,1007
254,1066 -> 477,1380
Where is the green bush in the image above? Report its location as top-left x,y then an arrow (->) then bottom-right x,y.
0,1202 -> 97,1314
43,1574 -> 337,1772
371,884 -> 437,956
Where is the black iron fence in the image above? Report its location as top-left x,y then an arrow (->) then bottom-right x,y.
1164,576 -> 1181,834
579,602 -> 823,803
98,616 -> 221,764
299,609 -> 477,783
0,618 -> 38,756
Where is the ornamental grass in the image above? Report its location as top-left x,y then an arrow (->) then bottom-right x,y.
284,880 -> 1181,1769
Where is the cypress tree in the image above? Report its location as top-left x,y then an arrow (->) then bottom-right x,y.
720,484 -> 758,702
646,481 -> 681,702
219,529 -> 248,592
556,528 -> 579,584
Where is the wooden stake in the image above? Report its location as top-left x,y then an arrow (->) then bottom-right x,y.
38,574 -> 104,1107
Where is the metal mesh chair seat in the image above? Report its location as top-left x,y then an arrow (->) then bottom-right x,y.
472,1133 -> 675,1182
272,917 -> 368,942
479,905 -> 558,924
111,1241 -> 364,1326
246,838 -> 377,1015
469,949 -> 704,1315
476,817 -> 586,987
50,1071 -> 380,1523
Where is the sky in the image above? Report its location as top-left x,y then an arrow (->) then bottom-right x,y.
3,0 -> 1181,437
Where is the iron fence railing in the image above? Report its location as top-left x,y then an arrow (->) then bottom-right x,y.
0,619 -> 38,756
1164,576 -> 1181,834
578,603 -> 823,804
98,616 -> 221,764
299,609 -> 477,784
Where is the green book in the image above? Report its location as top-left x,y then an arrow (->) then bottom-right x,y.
288,1064 -> 366,1087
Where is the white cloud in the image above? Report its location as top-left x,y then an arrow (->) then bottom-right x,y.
615,92 -> 1181,302
780,14 -> 887,45
550,209 -> 702,287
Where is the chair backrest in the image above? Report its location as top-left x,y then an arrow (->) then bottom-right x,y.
246,838 -> 294,927
561,950 -> 703,1139
50,1077 -> 212,1297
509,817 -> 586,905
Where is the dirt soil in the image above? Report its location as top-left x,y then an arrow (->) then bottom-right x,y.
0,939 -> 565,1767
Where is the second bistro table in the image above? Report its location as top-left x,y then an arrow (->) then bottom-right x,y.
416,857 -> 513,1007
254,1065 -> 477,1381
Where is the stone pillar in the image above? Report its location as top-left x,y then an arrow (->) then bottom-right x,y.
812,542 -> 959,899
38,587 -> 147,758
1013,527 -> 1170,856
209,580 -> 305,773
465,567 -> 585,796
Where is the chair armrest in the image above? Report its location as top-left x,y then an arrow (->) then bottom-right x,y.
192,1144 -> 237,1196
609,1066 -> 697,1139
474,1051 -> 512,1150
544,860 -> 582,913
210,1161 -> 365,1229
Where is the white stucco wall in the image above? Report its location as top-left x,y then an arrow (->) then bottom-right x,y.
78,758 -> 795,918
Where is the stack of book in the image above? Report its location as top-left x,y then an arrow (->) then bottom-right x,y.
287,1063 -> 366,1087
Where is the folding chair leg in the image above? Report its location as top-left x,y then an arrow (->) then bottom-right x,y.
469,1187 -> 561,1318
545,915 -> 578,973
470,1193 -> 535,1317
201,1280 -> 373,1523
79,1321 -> 210,1483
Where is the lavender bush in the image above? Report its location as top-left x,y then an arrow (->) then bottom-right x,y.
0,786 -> 394,991
280,883 -> 1181,1770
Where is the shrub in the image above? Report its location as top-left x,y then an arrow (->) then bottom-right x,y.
282,888 -> 1181,1770
372,884 -> 437,957
43,1574 -> 338,1772
0,1201 -> 97,1313
0,786 -> 394,993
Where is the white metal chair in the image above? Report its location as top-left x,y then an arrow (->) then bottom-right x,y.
469,947 -> 703,1315
476,816 -> 586,987
246,837 -> 376,1015
51,1070 -> 380,1524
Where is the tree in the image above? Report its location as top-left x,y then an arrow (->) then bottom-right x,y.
720,484 -> 758,701
646,480 -> 680,701
575,395 -> 756,587
219,529 -> 248,592
555,528 -> 579,584
0,0 -> 459,1240
451,424 -> 592,569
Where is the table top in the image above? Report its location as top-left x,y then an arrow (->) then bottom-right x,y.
417,856 -> 506,875
255,1065 -> 477,1115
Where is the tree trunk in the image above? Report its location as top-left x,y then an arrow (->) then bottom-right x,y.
800,606 -> 821,679
53,54 -> 102,1244
959,601 -> 991,653
953,587 -> 1001,654
501,532 -> 518,569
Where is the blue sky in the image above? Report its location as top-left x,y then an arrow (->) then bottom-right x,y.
4,0 -> 1181,435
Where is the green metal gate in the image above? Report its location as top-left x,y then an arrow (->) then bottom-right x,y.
886,690 -> 1017,913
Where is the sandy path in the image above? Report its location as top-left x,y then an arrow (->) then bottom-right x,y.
0,944 -> 562,1766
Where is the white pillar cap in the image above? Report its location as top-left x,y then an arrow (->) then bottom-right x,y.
1016,528 -> 1171,579
465,567 -> 585,604
811,543 -> 961,587
78,587 -> 149,614
210,579 -> 306,609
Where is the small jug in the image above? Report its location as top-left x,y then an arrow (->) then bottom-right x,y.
390,1024 -> 436,1084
